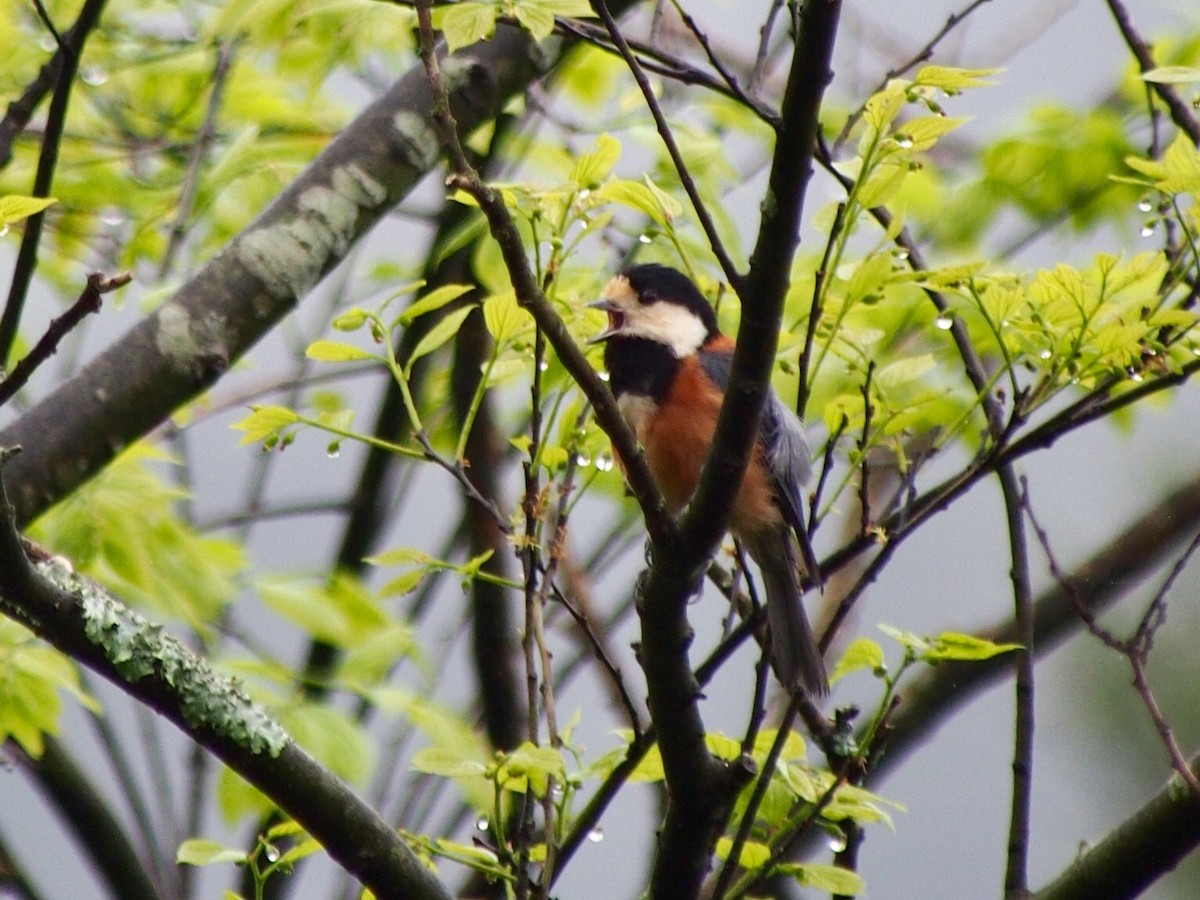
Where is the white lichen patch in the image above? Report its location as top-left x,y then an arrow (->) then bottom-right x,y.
36,558 -> 290,756
238,163 -> 389,302
391,110 -> 441,171
154,305 -> 228,375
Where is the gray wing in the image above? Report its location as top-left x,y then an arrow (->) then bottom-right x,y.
697,349 -> 816,557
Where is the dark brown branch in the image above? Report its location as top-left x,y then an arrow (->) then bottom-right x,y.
1000,467 -> 1034,899
0,0 -> 109,364
1103,0 -> 1200,145
687,0 -> 843,558
0,0 -> 109,167
0,272 -> 126,408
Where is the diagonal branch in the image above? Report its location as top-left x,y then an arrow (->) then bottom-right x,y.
1104,0 -> 1200,145
0,449 -> 453,900
0,15 -> 627,528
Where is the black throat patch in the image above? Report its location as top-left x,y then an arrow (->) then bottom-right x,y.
603,336 -> 680,403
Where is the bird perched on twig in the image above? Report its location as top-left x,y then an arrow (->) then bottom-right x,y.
590,263 -> 828,695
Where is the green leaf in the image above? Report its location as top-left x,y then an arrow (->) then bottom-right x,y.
398,283 -> 474,325
232,406 -> 300,445
411,746 -> 489,779
878,624 -> 929,652
924,631 -> 1022,662
830,638 -> 886,684
407,305 -> 477,370
573,134 -> 621,187
1142,65 -> 1200,84
913,65 -> 1002,91
483,290 -> 529,342
432,2 -> 497,52
776,862 -> 867,895
305,340 -> 378,362
0,195 -> 57,225
715,837 -> 771,869
500,742 -> 565,796
176,838 -> 249,867
514,2 -> 555,41
1126,133 -> 1200,194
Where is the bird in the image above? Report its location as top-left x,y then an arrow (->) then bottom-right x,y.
590,262 -> 828,695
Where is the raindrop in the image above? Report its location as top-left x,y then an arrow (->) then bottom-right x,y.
934,314 -> 953,330
264,845 -> 281,863
587,827 -> 604,843
0,224 -> 8,238
1140,220 -> 1157,238
638,233 -> 652,244
827,834 -> 848,853
39,34 -> 56,52
100,211 -> 125,227
1192,346 -> 1200,357
893,248 -> 909,261
1137,197 -> 1154,213
895,135 -> 914,149
476,817 -> 490,832
595,454 -> 614,472
579,220 -> 589,230
326,442 -> 341,459
598,370 -> 611,383
1038,349 -> 1052,360
579,188 -> 591,200
538,359 -> 549,372
81,66 -> 109,86
1129,370 -> 1144,383
574,451 -> 592,468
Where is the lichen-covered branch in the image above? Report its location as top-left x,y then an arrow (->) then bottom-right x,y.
0,450 -> 453,900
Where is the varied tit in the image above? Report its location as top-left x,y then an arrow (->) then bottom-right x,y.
590,263 -> 828,695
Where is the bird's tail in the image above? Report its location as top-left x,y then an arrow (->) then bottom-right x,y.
746,532 -> 829,696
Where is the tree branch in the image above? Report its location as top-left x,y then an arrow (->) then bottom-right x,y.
0,272 -> 127,408
0,450 -> 453,900
1103,0 -> 1200,145
0,15 -> 601,528
1031,750 -> 1200,900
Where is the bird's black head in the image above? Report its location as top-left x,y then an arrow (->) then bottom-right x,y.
590,264 -> 721,356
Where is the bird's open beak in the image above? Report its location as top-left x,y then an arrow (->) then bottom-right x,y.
587,298 -> 625,344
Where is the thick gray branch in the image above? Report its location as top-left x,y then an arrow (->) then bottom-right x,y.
0,24 -> 561,526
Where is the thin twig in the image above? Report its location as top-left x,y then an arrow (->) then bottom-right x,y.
0,271 -> 127,407
1104,0 -> 1200,144
833,0 -> 993,152
591,0 -> 745,291
158,40 -> 238,280
0,0 -> 109,364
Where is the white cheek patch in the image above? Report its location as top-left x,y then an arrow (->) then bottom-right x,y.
630,302 -> 709,357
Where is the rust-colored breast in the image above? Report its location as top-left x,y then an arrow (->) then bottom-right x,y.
640,355 -> 781,534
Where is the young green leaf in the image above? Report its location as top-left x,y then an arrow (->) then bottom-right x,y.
830,638 -> 887,684
406,305 -> 477,371
305,340 -> 378,363
0,195 -> 57,226
176,838 -> 250,867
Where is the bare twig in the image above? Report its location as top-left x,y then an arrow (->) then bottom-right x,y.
0,0 -> 109,364
1104,0 -> 1200,145
1000,467 -> 1035,899
591,0 -> 745,290
158,41 -> 238,280
0,271 -> 127,407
